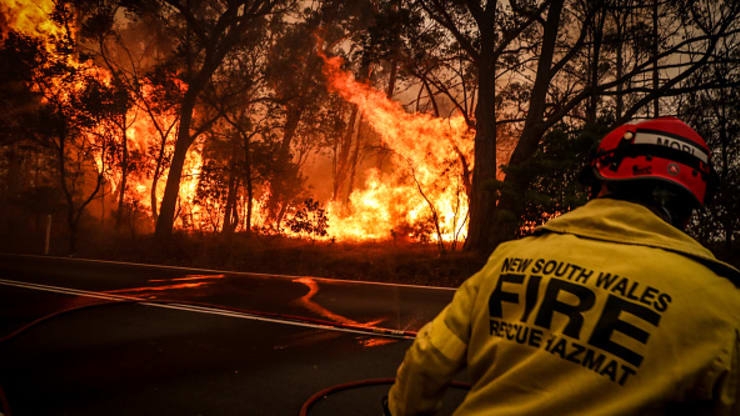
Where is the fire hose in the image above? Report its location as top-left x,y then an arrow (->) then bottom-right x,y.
0,385 -> 9,416
298,377 -> 471,416
0,299 -> 140,416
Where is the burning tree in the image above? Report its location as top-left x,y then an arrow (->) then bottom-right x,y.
1,0 -> 738,261
1,2 -> 129,251
126,0 -> 286,240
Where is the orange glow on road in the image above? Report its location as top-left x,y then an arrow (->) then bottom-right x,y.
148,274 -> 226,283
106,282 -> 209,294
358,337 -> 398,348
293,277 -> 384,328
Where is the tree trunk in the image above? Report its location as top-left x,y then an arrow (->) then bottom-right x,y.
151,161 -> 161,223
152,0 -> 275,240
332,105 -> 358,201
651,0 -> 660,117
717,95 -> 733,251
615,14 -> 625,119
116,114 -> 129,228
244,132 -> 254,235
222,149 -> 240,236
386,60 -> 397,99
56,133 -> 77,253
463,8 -> 498,254
587,7 -> 604,125
154,91 -> 197,239
345,115 -> 365,203
267,104 -> 302,225
484,0 -> 565,254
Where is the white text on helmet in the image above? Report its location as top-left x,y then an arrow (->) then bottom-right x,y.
633,131 -> 709,163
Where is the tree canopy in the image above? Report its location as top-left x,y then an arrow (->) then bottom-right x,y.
1,0 -> 738,261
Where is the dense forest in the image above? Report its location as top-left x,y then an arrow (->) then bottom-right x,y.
0,0 -> 738,281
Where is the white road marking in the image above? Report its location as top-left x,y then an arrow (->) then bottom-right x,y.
0,278 -> 415,339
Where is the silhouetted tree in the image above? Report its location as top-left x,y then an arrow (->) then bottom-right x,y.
146,0 -> 285,240
678,49 -> 740,255
412,0 -> 740,255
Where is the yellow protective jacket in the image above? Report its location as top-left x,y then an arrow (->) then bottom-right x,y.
388,198 -> 739,415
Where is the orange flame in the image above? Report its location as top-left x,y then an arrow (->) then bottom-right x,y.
320,51 -> 474,242
1,0 -> 65,41
3,1 -> 206,233
5,2 -> 485,244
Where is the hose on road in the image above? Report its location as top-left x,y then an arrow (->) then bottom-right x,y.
0,299 -> 136,416
0,384 -> 11,416
0,299 -> 135,344
298,378 -> 471,416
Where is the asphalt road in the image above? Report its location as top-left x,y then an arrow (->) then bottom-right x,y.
0,254 -> 469,415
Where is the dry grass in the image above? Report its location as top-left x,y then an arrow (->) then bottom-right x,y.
5,224 -> 736,287
67,231 -> 486,287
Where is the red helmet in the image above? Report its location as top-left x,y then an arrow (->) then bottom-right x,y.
591,117 -> 712,206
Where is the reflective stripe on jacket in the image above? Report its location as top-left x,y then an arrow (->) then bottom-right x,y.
388,198 -> 739,415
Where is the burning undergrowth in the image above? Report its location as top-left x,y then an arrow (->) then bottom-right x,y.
0,1 -> 485,247
0,0 -> 522,263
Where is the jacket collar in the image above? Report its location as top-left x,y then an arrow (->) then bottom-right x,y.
537,198 -> 739,283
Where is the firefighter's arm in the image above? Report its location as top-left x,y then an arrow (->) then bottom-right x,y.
690,328 -> 740,416
387,274 -> 480,415
714,328 -> 739,416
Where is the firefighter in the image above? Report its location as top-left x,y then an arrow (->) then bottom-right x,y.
386,117 -> 739,415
